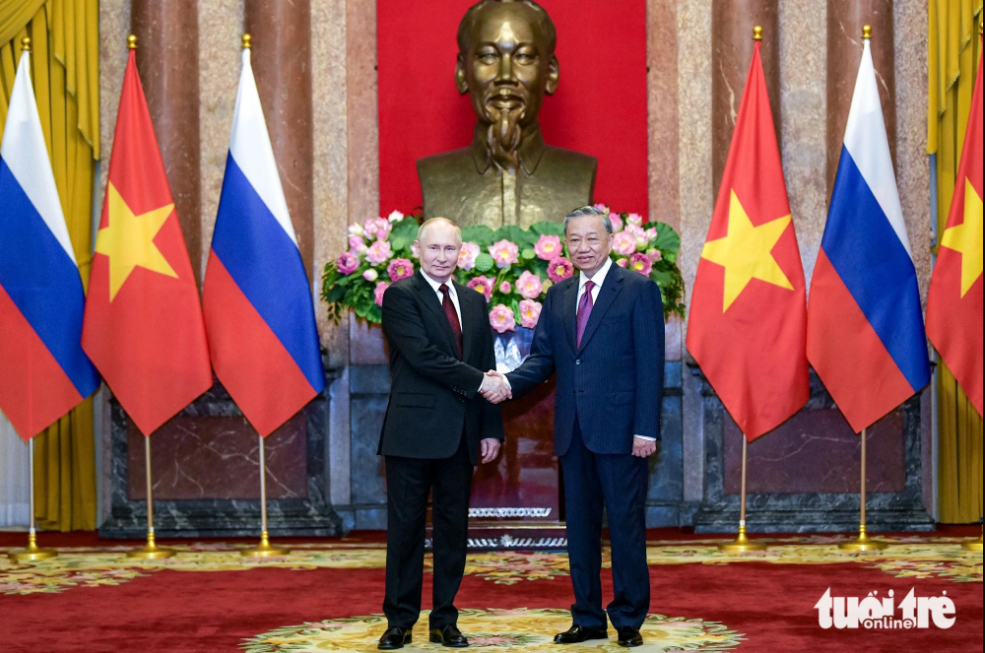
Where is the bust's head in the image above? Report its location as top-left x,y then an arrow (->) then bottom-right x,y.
456,0 -> 560,167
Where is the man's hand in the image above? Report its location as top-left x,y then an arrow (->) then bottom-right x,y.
479,371 -> 512,404
480,438 -> 501,464
632,437 -> 658,459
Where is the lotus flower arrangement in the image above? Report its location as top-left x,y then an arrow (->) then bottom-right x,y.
322,207 -> 685,329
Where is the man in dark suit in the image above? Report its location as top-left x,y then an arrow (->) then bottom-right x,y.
377,218 -> 509,650
487,206 -> 663,648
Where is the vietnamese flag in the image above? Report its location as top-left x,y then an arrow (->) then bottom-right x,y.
926,46 -> 983,418
686,41 -> 809,441
82,48 -> 212,436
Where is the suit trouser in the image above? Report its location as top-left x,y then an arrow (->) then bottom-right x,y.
561,419 -> 651,630
383,436 -> 473,630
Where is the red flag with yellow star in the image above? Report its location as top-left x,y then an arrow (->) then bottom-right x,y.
686,41 -> 809,441
926,47 -> 983,417
82,50 -> 212,436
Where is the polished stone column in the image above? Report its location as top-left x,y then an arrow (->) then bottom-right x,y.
826,0 -> 895,196
712,0 -> 780,193
244,0 -> 315,278
131,0 -> 202,283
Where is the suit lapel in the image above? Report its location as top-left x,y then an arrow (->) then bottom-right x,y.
562,279 -> 579,354
456,281 -> 479,362
414,273 -> 458,355
578,266 -> 625,353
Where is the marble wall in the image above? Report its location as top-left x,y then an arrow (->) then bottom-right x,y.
96,0 -> 934,533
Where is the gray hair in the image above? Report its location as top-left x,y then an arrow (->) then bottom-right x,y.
564,206 -> 613,236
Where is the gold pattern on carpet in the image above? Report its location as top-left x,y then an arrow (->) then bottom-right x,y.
239,609 -> 744,652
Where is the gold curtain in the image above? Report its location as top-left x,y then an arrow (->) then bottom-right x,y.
0,0 -> 100,531
928,0 -> 983,524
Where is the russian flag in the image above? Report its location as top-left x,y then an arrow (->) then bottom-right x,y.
807,37 -> 930,434
0,50 -> 100,440
203,45 -> 325,437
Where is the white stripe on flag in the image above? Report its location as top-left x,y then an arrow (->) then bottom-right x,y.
842,41 -> 913,261
227,49 -> 298,246
0,53 -> 77,264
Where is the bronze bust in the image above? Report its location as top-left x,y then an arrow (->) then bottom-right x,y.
417,0 -> 597,229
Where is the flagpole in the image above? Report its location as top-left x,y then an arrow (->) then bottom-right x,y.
241,434 -> 290,558
719,437 -> 767,553
126,435 -> 175,559
839,428 -> 888,551
8,438 -> 59,564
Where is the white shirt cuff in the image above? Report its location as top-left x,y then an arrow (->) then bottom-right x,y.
635,435 -> 656,442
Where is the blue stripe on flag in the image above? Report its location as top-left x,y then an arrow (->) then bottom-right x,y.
0,160 -> 100,397
823,148 -> 931,392
210,155 -> 325,393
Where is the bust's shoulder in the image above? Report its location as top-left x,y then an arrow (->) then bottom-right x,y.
417,148 -> 475,176
541,145 -> 598,172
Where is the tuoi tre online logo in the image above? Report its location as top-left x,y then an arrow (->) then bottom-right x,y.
815,588 -> 956,631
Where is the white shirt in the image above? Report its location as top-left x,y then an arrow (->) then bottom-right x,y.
420,270 -> 463,325
575,257 -> 655,443
576,257 -> 614,316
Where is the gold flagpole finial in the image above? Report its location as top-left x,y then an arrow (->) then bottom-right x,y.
242,34 -> 253,49
21,37 -> 31,52
863,25 -> 872,40
753,26 -> 763,41
128,35 -> 138,50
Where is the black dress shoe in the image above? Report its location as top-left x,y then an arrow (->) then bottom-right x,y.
554,625 -> 609,644
378,627 -> 412,650
429,624 -> 469,648
617,627 -> 644,648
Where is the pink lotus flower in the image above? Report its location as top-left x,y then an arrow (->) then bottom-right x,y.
500,281 -> 513,295
516,271 -> 543,300
649,249 -> 663,263
458,242 -> 481,271
547,257 -> 575,282
616,258 -> 629,268
468,276 -> 495,301
363,269 -> 379,282
629,252 -> 653,276
593,203 -> 610,213
612,231 -> 639,256
366,240 -> 393,265
626,224 -> 648,247
627,213 -> 644,227
374,281 -> 390,306
518,299 -> 543,329
534,235 -> 562,261
387,258 -> 415,282
364,217 -> 392,240
386,210 -> 405,223
488,240 -> 520,268
489,304 -> 517,333
608,212 -> 624,232
347,223 -> 364,237
337,252 -> 359,275
646,227 -> 658,242
348,235 -> 367,254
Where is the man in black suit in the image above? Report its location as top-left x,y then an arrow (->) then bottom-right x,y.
377,218 -> 509,650
486,206 -> 663,648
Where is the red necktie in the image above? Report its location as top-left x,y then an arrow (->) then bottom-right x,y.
440,284 -> 464,358
576,281 -> 595,349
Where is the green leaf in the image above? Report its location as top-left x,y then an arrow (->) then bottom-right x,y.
474,253 -> 495,273
521,248 -> 536,261
389,217 -> 421,251
461,225 -> 496,246
493,225 -> 538,247
531,222 -> 566,237
649,223 -> 681,260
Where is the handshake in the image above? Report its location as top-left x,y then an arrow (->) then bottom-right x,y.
479,370 -> 512,404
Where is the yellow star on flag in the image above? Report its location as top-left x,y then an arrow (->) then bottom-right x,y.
702,191 -> 795,312
940,179 -> 984,298
95,183 -> 178,301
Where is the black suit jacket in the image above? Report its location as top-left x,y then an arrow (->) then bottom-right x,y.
379,272 -> 504,465
507,264 -> 664,456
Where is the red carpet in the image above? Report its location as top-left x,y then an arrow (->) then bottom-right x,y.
1,532 -> 981,652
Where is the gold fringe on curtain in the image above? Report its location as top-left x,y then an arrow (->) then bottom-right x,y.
0,0 -> 100,531
928,0 -> 983,524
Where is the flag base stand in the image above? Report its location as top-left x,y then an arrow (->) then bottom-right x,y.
8,532 -> 58,564
240,531 -> 290,558
838,525 -> 888,552
718,525 -> 767,553
127,532 -> 175,560
961,528 -> 983,552
8,440 -> 58,564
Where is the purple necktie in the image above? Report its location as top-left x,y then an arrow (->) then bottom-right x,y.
576,281 -> 595,349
